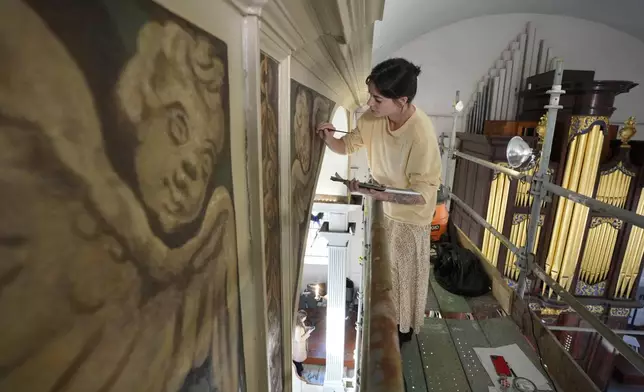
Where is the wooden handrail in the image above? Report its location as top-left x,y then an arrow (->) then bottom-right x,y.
360,200 -> 404,392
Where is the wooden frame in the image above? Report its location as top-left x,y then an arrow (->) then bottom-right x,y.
258,2 -> 385,391
260,22 -> 293,392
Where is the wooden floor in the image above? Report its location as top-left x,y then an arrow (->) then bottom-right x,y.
401,268 -> 555,392
303,306 -> 357,368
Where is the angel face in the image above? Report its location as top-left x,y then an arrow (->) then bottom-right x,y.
293,88 -> 311,172
117,22 -> 226,236
133,99 -> 216,235
312,96 -> 330,135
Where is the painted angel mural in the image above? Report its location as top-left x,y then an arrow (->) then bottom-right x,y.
0,1 -> 241,391
289,80 -> 335,308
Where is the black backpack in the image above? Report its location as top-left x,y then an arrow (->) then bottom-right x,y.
433,219 -> 491,297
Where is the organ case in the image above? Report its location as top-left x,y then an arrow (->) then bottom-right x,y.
452,70 -> 643,305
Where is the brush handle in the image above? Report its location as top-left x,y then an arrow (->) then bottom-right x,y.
320,127 -> 348,134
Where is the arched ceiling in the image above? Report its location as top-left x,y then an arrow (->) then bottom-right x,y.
373,0 -> 644,62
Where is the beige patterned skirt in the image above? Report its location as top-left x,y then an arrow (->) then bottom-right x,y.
384,216 -> 431,333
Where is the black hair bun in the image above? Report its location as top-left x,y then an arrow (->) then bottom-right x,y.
366,58 -> 421,103
411,64 -> 421,77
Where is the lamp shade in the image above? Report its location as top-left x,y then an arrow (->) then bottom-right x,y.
506,136 -> 534,169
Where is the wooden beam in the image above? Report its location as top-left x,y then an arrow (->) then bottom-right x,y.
363,201 -> 405,392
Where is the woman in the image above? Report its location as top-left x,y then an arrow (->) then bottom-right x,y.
316,58 -> 441,344
292,310 -> 314,377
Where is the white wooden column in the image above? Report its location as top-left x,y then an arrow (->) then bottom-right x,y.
320,229 -> 352,392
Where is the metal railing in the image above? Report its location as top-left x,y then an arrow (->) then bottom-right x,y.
445,60 -> 644,377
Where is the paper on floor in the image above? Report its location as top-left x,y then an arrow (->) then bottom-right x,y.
474,344 -> 552,391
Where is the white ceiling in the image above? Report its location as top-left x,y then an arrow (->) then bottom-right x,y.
373,0 -> 644,62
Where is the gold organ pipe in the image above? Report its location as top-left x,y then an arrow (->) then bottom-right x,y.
481,176 -> 497,258
545,135 -> 580,281
604,225 -> 620,282
617,190 -> 644,297
615,172 -> 624,206
561,127 -> 604,291
580,225 -> 598,283
549,131 -> 590,293
514,219 -> 527,280
589,224 -> 607,284
611,170 -> 626,207
624,191 -> 644,296
626,226 -> 644,297
613,173 -> 622,206
506,215 -> 542,282
492,173 -> 506,260
610,172 -> 620,206
620,175 -> 632,208
618,227 -> 636,297
486,174 -> 503,262
527,166 -> 536,207
596,173 -> 607,204
506,218 -> 520,277
594,223 -> 611,284
492,175 -> 511,266
608,172 -> 616,204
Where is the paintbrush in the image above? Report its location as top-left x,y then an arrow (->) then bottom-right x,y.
318,127 -> 349,134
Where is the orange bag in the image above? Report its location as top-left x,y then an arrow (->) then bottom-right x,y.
431,186 -> 449,242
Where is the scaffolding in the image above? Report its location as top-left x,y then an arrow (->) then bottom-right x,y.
444,61 -> 644,377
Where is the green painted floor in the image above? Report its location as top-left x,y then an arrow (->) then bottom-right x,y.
401,269 -> 553,392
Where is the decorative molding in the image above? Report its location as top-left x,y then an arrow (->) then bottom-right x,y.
241,10 -> 270,392
568,115 -> 609,140
278,54 -> 294,392
227,0 -> 269,16
260,0 -> 385,109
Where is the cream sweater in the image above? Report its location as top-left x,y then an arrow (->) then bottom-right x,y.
344,108 -> 442,226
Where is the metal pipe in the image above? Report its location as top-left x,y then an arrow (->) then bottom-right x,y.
353,289 -> 363,381
532,265 -> 644,374
445,90 -> 460,210
543,181 -> 644,230
452,150 -> 526,181
357,197 -> 374,392
547,326 -> 644,336
449,192 -> 521,255
517,60 -> 565,298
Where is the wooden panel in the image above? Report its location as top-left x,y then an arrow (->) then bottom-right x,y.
290,79 -> 335,309
0,1 -> 260,391
260,52 -> 285,392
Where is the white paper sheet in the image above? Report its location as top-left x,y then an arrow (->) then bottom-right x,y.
474,344 -> 552,391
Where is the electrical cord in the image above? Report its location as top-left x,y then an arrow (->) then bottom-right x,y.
525,297 -> 559,392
